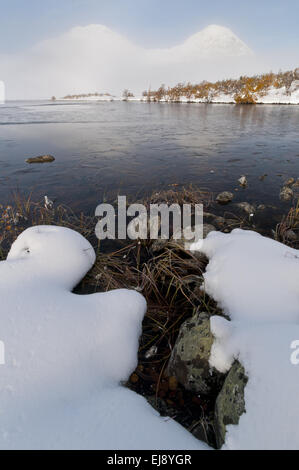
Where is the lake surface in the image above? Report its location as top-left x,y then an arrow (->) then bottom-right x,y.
0,100 -> 298,214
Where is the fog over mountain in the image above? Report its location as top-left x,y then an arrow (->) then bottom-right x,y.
0,24 -> 270,99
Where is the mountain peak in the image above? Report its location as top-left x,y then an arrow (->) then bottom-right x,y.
183,24 -> 253,58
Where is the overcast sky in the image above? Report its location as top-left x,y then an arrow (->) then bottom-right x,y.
0,0 -> 298,99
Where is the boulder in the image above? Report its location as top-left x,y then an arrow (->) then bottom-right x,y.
216,192 -> 234,205
168,312 -> 224,395
214,361 -> 248,449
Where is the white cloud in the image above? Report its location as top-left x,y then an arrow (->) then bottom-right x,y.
1,24 -> 259,99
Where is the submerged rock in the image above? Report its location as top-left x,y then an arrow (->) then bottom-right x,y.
285,229 -> 297,242
284,177 -> 295,186
216,192 -> 234,205
26,155 -> 55,164
168,312 -> 224,395
236,202 -> 255,215
214,361 -> 248,449
280,186 -> 294,201
238,175 -> 247,187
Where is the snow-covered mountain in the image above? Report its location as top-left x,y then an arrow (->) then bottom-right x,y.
152,25 -> 253,63
182,25 -> 253,57
1,24 -> 256,99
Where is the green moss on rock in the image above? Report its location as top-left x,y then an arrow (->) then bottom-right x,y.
214,361 -> 248,449
167,312 -> 224,395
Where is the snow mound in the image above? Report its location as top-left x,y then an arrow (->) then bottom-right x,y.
0,226 -> 207,450
192,229 -> 299,449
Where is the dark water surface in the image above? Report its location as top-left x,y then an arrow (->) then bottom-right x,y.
0,100 -> 298,214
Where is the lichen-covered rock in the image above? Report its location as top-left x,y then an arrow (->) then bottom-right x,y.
214,361 -> 248,449
167,312 -> 224,395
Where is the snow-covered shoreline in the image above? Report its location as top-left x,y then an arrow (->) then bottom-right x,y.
57,87 -> 299,105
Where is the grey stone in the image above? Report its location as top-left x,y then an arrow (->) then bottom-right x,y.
216,192 -> 234,205
214,361 -> 248,449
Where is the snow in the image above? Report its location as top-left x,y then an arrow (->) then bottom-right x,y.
191,229 -> 299,449
0,226 -> 208,450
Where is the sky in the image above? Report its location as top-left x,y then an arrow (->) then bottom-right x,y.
0,0 -> 298,98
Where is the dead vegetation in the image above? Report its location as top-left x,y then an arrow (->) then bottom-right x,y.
143,69 -> 299,104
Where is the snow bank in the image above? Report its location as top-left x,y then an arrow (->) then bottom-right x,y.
0,226 -> 208,450
192,229 -> 299,449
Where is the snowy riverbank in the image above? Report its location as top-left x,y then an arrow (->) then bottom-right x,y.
58,84 -> 299,105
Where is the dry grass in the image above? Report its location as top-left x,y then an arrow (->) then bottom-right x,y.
275,199 -> 299,248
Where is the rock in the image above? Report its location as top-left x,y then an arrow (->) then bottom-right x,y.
292,179 -> 299,188
172,224 -> 216,250
294,68 -> 299,80
223,219 -> 241,230
212,216 -> 226,228
25,155 -> 55,164
280,186 -> 294,201
257,204 -> 266,211
238,175 -> 247,187
216,192 -> 234,205
284,177 -> 295,186
203,224 -> 216,238
259,174 -> 267,181
167,312 -> 225,395
214,361 -> 248,449
203,212 -> 217,223
236,202 -> 255,215
150,238 -> 169,253
286,230 -> 297,242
